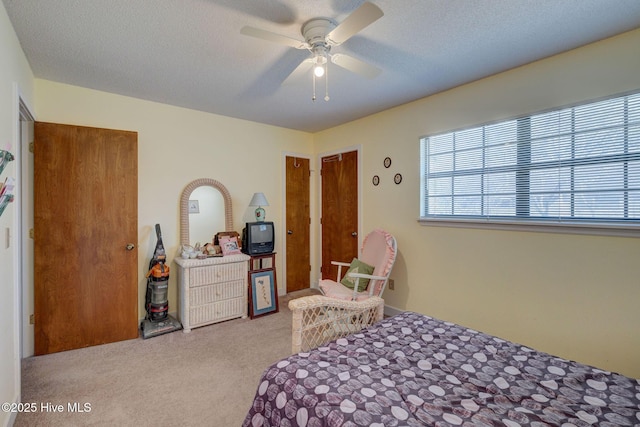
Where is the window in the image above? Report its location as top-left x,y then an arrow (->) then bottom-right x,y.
420,92 -> 640,233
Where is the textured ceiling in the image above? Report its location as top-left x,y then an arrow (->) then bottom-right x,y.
4,0 -> 640,133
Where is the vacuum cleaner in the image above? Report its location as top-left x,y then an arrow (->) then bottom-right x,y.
141,224 -> 182,339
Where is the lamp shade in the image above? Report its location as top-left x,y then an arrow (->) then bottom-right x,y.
249,192 -> 269,221
249,192 -> 269,207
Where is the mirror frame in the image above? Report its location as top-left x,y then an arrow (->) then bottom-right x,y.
180,178 -> 233,245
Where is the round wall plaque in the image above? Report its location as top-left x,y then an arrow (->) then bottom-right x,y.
372,175 -> 380,186
394,173 -> 403,184
383,157 -> 392,168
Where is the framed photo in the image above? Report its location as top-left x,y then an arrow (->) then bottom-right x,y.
249,270 -> 278,318
214,231 -> 242,248
188,199 -> 199,213
219,235 -> 242,256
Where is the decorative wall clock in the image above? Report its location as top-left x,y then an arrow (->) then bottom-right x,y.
372,175 -> 380,186
394,173 -> 403,185
383,157 -> 392,168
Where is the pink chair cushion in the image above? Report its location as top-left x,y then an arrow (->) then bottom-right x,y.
359,229 -> 396,296
319,229 -> 397,301
319,279 -> 372,301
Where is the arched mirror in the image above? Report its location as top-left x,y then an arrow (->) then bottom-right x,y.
180,178 -> 233,246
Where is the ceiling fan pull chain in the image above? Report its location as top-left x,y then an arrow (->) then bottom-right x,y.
312,72 -> 317,102
324,64 -> 330,102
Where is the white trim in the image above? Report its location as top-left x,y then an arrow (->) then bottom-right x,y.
383,304 -> 404,318
281,151 -> 313,296
317,145 -> 362,285
11,84 -> 21,420
19,97 -> 34,361
11,83 -> 34,425
419,217 -> 640,238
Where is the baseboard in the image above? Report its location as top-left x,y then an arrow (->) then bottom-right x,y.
280,282 -> 320,296
6,394 -> 19,426
383,304 -> 404,318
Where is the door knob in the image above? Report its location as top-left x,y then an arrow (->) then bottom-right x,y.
287,230 -> 293,234
351,232 -> 358,237
126,243 -> 135,251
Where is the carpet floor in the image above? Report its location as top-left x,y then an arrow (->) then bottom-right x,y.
15,289 -> 320,427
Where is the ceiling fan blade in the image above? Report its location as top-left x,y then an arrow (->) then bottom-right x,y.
240,26 -> 309,49
331,54 -> 381,79
326,2 -> 383,45
282,58 -> 314,85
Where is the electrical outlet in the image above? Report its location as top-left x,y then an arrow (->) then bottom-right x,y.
388,279 -> 395,290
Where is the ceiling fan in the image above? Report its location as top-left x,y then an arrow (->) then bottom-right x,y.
240,2 -> 384,101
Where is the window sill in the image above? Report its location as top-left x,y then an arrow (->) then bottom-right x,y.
418,217 -> 640,238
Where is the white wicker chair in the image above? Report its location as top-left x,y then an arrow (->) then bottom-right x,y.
289,295 -> 384,353
288,229 -> 397,353
319,229 -> 397,301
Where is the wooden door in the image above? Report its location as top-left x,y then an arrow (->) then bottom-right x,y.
285,156 -> 310,292
321,150 -> 358,280
34,122 -> 138,355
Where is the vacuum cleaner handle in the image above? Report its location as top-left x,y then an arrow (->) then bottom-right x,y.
153,223 -> 166,260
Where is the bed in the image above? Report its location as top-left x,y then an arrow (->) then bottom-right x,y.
243,310 -> 640,426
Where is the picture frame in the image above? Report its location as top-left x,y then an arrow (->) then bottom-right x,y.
219,235 -> 242,255
214,231 -> 241,248
249,270 -> 278,318
188,199 -> 199,213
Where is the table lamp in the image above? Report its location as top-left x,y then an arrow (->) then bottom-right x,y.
249,192 -> 269,222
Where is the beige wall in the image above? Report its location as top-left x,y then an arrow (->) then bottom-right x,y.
0,2 -> 35,425
34,80 -> 313,335
313,29 -> 640,378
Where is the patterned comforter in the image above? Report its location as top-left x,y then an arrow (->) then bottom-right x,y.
243,311 -> 640,426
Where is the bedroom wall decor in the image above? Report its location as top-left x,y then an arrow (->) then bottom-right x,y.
0,149 -> 13,175
0,150 -> 15,218
249,269 -> 278,318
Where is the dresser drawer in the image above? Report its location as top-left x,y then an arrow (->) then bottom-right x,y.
189,280 -> 244,306
175,254 -> 250,332
189,263 -> 246,287
189,297 -> 245,326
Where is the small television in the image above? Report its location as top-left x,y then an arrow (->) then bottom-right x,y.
242,222 -> 275,255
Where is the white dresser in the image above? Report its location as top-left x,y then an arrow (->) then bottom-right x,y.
175,254 -> 250,332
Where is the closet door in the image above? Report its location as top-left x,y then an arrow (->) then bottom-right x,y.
34,122 -> 138,355
321,150 -> 358,281
285,156 -> 310,292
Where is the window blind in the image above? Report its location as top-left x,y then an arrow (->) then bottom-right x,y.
420,92 -> 640,225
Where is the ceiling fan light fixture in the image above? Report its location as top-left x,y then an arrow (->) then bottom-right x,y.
313,49 -> 327,77
240,2 -> 384,104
